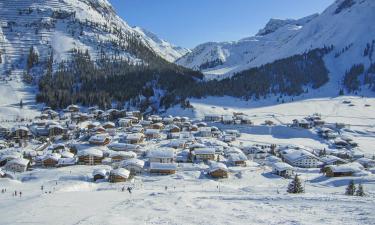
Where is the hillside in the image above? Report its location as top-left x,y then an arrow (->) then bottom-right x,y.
177,0 -> 375,85
0,0 -> 187,75
0,0 -> 195,115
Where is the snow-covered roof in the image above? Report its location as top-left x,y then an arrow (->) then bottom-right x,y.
92,168 -> 108,177
77,148 -> 104,157
145,129 -> 160,135
110,168 -> 130,178
194,148 -> 216,155
327,162 -> 364,173
209,162 -> 228,172
121,158 -> 145,168
356,157 -> 375,166
103,121 -> 115,127
6,158 -> 29,166
150,162 -> 177,170
109,151 -> 137,159
272,162 -> 294,171
108,143 -> 139,151
126,133 -> 144,140
89,134 -> 110,143
57,157 -> 77,165
228,152 -> 248,162
43,153 -> 62,161
147,148 -> 175,159
60,151 -> 75,158
282,149 -> 319,163
320,155 -> 348,164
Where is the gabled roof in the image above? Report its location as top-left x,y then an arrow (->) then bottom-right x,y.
147,148 -> 175,159
150,162 -> 177,170
272,162 -> 294,171
110,168 -> 130,178
121,158 -> 145,168
209,162 -> 228,172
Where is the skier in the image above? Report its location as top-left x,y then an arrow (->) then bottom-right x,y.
127,187 -> 132,194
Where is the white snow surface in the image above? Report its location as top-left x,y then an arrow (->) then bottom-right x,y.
177,0 -> 375,81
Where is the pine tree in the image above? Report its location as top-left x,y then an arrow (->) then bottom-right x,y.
287,175 -> 304,194
356,183 -> 365,197
345,180 -> 356,196
20,99 -> 23,109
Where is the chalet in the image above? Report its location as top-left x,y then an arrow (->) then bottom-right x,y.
90,126 -> 106,134
77,148 -> 104,165
166,124 -> 181,133
272,162 -> 295,178
118,118 -> 132,128
125,133 -> 144,144
48,124 -> 65,137
67,104 -> 80,113
236,115 -> 253,125
324,163 -> 363,177
292,119 -> 312,129
109,151 -> 137,162
189,125 -> 198,132
199,127 -> 212,137
149,162 -> 177,175
92,168 -> 108,181
130,125 -> 144,134
320,155 -> 348,166
149,115 -> 162,123
334,138 -> 349,149
194,148 -> 216,161
151,122 -> 164,130
109,168 -> 130,183
147,148 -> 175,163
281,149 -> 321,168
356,158 -> 375,169
209,162 -> 228,178
0,153 -> 23,167
121,158 -> 145,174
87,121 -> 100,130
228,152 -> 248,166
319,128 -> 338,140
10,126 -> 29,139
168,139 -> 187,149
42,153 -> 61,167
107,143 -> 140,152
264,120 -> 274,126
102,122 -> 116,129
5,158 -> 30,173
89,134 -> 111,146
107,109 -> 122,121
162,117 -> 174,125
57,157 -> 77,167
145,129 -> 161,139
222,115 -> 234,124
242,146 -> 268,159
222,134 -> 236,143
204,114 -> 222,122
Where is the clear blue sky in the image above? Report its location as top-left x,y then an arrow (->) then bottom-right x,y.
109,0 -> 334,49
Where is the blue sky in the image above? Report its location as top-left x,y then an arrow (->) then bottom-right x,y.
109,0 -> 334,49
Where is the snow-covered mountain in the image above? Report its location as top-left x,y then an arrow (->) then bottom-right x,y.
133,27 -> 190,63
0,0 -> 187,75
177,0 -> 375,81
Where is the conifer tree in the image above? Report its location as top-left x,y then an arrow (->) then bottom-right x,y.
356,183 -> 365,197
287,175 -> 304,194
345,180 -> 356,196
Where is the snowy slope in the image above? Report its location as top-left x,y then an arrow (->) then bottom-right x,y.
0,0 -> 189,117
177,0 -> 375,81
0,0 -> 187,74
133,27 -> 191,63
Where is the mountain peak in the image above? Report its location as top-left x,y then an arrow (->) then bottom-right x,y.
257,14 -> 319,36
